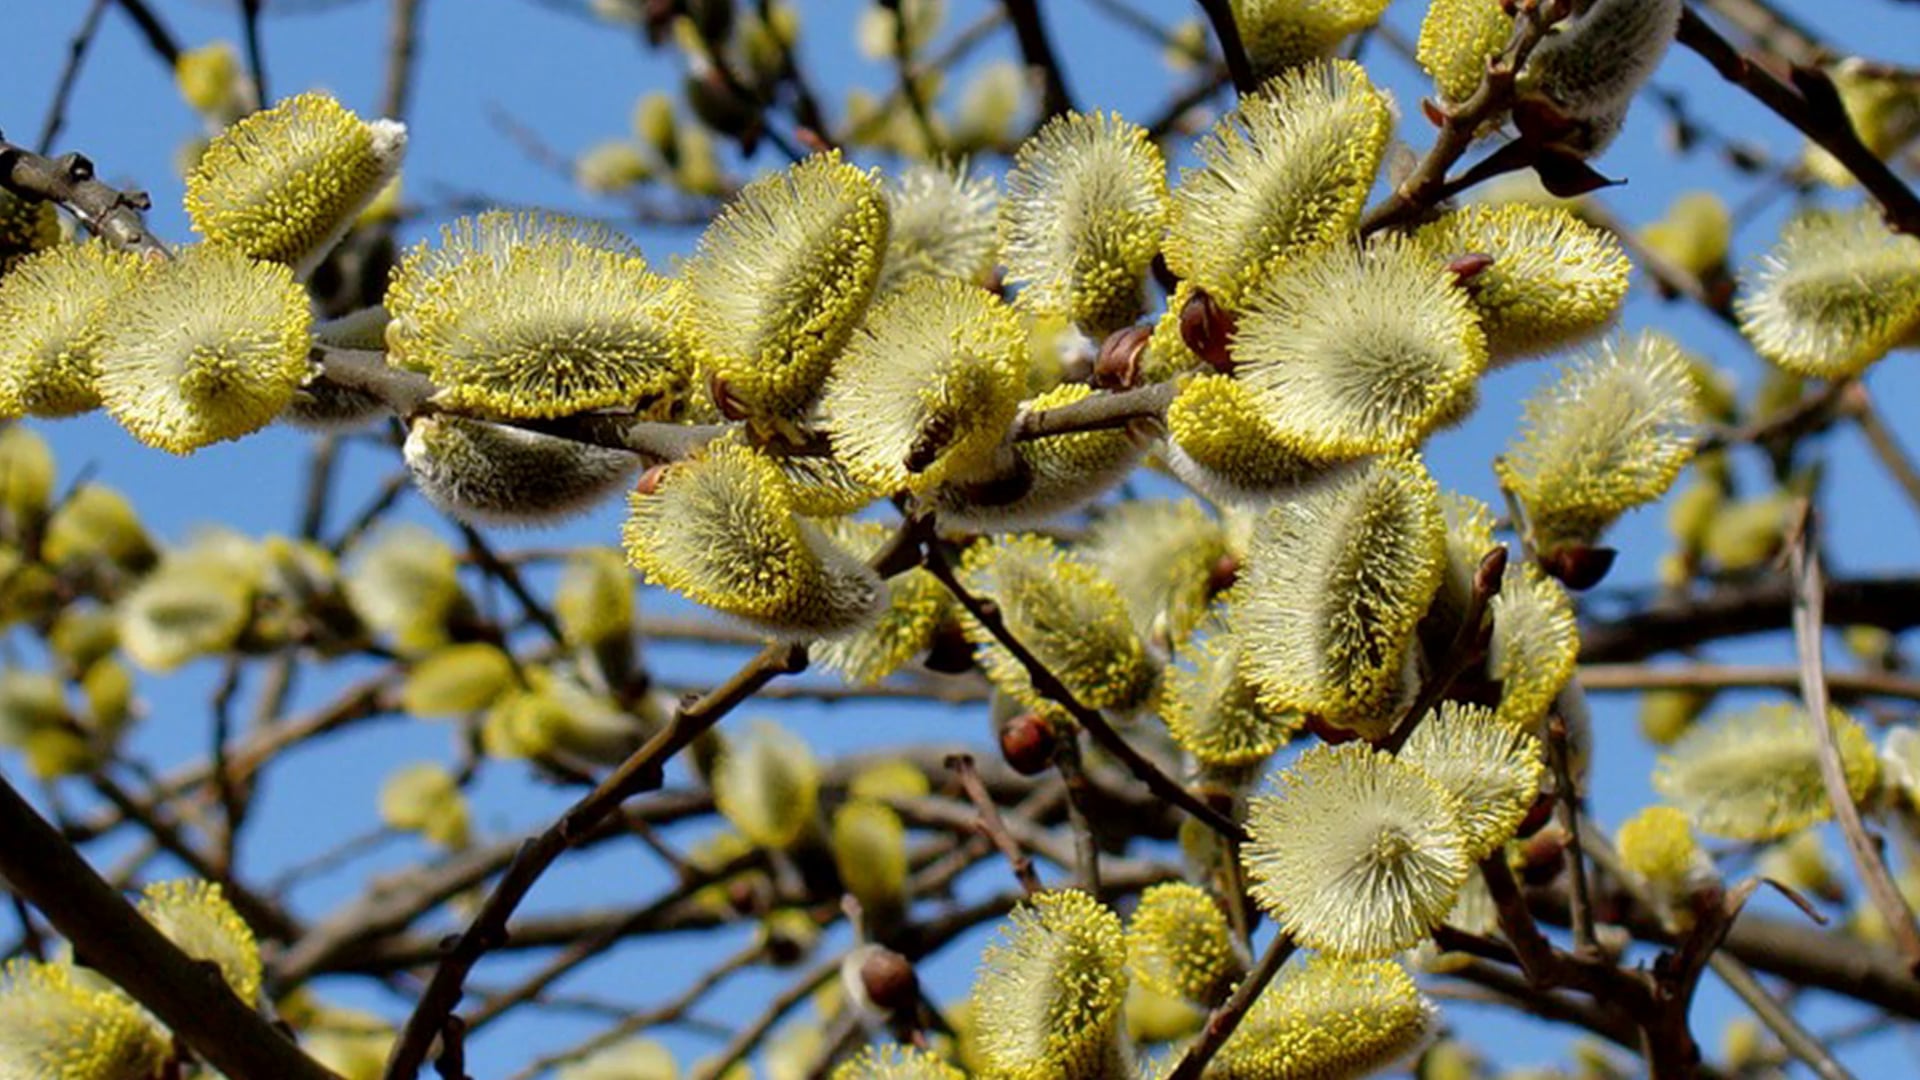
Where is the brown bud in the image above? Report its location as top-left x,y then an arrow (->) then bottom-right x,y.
709,370 -> 750,421
1446,252 -> 1497,286
1420,97 -> 1450,128
1205,552 -> 1240,597
1515,790 -> 1556,838
1304,715 -> 1362,746
860,948 -> 920,1015
634,464 -> 672,497
1538,545 -> 1616,591
999,713 -> 1057,776
1179,288 -> 1237,374
796,126 -> 832,154
1093,326 -> 1152,391
1519,827 -> 1568,886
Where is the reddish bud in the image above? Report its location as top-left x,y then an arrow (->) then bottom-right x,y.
1205,552 -> 1240,597
1094,326 -> 1152,391
1421,97 -> 1449,127
1304,715 -> 1362,746
1179,288 -> 1237,374
999,713 -> 1057,776
634,464 -> 672,496
1538,545 -> 1616,591
1446,252 -> 1497,286
1515,790 -> 1557,838
1519,828 -> 1568,886
860,948 -> 920,1014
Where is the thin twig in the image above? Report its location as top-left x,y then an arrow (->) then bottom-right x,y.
692,951 -> 846,1080
1358,0 -> 1570,235
38,0 -> 112,154
1001,0 -> 1075,120
239,0 -> 270,105
1708,953 -> 1855,1080
379,641 -> 808,1078
1052,732 -> 1103,895
915,516 -> 1245,843
1547,702 -> 1597,955
1785,505 -> 1920,974
947,754 -> 1041,894
1676,9 -> 1920,236
1578,661 -> 1920,703
380,0 -> 426,123
1164,929 -> 1298,1080
110,0 -> 180,67
1193,0 -> 1258,96
1846,383 -> 1920,524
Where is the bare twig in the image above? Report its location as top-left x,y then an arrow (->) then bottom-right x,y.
1164,929 -> 1298,1080
1578,661 -> 1920,703
1676,9 -> 1920,236
0,774 -> 342,1080
947,754 -> 1041,894
1785,505 -> 1920,974
1001,0 -> 1076,120
1358,0 -> 1570,235
381,0 -> 426,123
38,0 -> 111,154
1845,383 -> 1920,524
110,0 -> 180,68
239,0 -> 270,105
915,516 -> 1246,843
0,138 -> 168,256
1193,0 -> 1258,96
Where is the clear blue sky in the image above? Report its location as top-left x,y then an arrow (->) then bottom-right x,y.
5,0 -> 1920,1076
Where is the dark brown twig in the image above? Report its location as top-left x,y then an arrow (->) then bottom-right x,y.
1193,0 -> 1258,96
1001,0 -> 1075,120
38,0 -> 111,154
915,516 -> 1246,843
1676,9 -> 1920,236
0,774 -> 341,1080
1164,929 -> 1298,1080
947,754 -> 1041,894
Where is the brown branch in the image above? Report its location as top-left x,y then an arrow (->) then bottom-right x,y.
946,754 -> 1041,894
0,138 -> 168,256
1358,0 -> 1570,236
380,0 -> 426,123
38,0 -> 111,154
1164,928 -> 1298,1080
1579,661 -> 1920,703
915,515 -> 1246,843
1193,0 -> 1258,96
1001,0 -> 1075,120
1676,9 -> 1920,236
1578,573 -> 1920,663
1785,506 -> 1920,974
379,640 -> 808,1078
0,773 -> 342,1080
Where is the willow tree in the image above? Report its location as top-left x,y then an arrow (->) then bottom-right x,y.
3,1 -> 1920,1078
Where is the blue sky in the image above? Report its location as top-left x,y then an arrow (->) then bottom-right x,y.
5,0 -> 1920,1076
